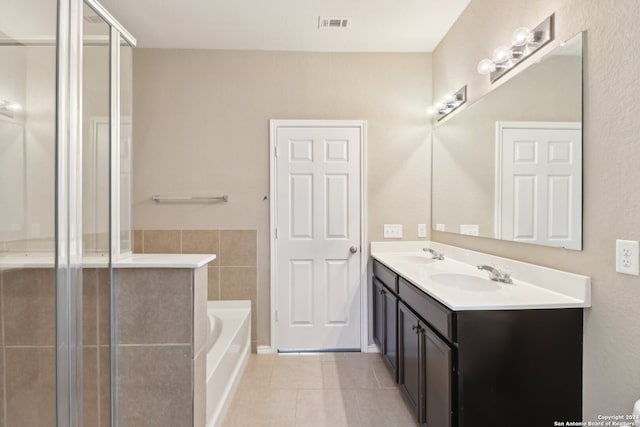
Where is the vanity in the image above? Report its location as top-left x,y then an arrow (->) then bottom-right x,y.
371,241 -> 590,427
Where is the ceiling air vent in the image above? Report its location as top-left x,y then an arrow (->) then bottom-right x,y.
318,17 -> 352,30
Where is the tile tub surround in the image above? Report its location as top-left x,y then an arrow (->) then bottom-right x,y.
0,267 -> 110,427
133,229 -> 258,351
115,265 -> 209,427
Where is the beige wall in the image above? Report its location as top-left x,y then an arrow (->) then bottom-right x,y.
432,0 -> 640,419
132,50 -> 432,348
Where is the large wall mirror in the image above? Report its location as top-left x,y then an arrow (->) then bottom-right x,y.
432,32 -> 583,250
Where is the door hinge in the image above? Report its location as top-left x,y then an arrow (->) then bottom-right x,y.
275,310 -> 278,322
275,228 -> 278,239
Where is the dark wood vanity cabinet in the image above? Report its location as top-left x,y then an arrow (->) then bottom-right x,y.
372,273 -> 398,379
398,300 -> 453,427
372,260 -> 584,427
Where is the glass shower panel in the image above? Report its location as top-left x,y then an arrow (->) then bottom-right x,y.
119,38 -> 133,254
82,3 -> 111,426
0,0 -> 58,424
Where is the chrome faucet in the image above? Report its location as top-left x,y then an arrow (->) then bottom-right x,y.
477,265 -> 512,284
423,248 -> 444,260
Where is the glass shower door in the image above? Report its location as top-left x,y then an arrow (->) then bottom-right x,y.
0,0 -> 59,425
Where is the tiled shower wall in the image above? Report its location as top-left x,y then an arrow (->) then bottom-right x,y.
133,229 -> 258,351
0,268 -> 109,427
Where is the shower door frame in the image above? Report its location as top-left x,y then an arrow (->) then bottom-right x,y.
55,0 -> 136,425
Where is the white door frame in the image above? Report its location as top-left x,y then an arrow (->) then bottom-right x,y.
269,119 -> 368,353
494,121 -> 582,240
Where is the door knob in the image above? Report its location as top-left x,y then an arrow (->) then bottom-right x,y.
350,245 -> 358,254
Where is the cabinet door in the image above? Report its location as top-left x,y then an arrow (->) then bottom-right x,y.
423,326 -> 452,427
398,302 -> 422,422
383,290 -> 397,378
372,279 -> 384,349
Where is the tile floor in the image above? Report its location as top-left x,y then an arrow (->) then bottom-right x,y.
221,352 -> 419,427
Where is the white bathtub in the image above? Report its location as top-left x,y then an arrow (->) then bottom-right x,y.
205,300 -> 251,427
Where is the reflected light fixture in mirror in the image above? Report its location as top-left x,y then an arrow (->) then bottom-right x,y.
0,99 -> 22,118
477,14 -> 554,83
427,85 -> 467,121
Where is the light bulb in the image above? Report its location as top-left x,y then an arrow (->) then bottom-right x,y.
7,103 -> 22,111
426,107 -> 437,116
434,102 -> 444,111
492,46 -> 512,64
512,27 -> 532,46
442,93 -> 454,103
477,58 -> 495,75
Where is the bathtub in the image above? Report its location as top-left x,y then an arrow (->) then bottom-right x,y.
205,300 -> 251,427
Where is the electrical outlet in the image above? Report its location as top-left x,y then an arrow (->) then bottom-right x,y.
460,224 -> 479,236
616,239 -> 639,276
435,224 -> 446,232
418,224 -> 427,238
383,224 -> 403,239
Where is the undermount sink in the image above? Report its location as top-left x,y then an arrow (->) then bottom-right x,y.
385,254 -> 436,264
429,273 -> 502,291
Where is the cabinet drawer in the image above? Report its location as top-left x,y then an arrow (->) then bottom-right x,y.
373,260 -> 398,294
398,277 -> 454,342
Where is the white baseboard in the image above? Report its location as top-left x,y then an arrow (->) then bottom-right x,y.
257,345 -> 275,354
365,344 -> 380,353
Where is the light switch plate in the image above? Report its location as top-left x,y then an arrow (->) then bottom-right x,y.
616,239 -> 639,276
435,224 -> 446,232
384,224 -> 403,239
418,224 -> 427,238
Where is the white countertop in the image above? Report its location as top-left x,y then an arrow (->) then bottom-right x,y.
371,241 -> 591,311
0,253 -> 216,269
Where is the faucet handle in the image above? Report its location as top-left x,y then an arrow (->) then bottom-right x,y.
423,247 -> 445,260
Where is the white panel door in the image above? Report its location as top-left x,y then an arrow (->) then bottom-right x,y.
275,124 -> 362,351
498,122 -> 581,249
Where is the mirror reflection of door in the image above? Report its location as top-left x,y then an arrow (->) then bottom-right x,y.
495,121 -> 582,250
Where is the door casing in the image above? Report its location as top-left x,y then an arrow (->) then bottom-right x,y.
269,119 -> 368,353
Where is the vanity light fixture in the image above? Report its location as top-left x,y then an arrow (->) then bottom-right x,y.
427,85 -> 467,121
0,99 -> 22,118
477,14 -> 554,83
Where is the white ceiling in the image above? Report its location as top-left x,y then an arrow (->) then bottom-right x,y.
97,0 -> 470,52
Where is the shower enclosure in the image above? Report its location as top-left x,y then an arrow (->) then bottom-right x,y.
0,0 -> 134,425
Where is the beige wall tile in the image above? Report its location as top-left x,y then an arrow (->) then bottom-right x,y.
3,268 -> 55,346
194,351 -> 206,427
5,347 -> 56,427
193,266 -> 208,356
83,347 -> 99,427
133,229 -> 143,253
117,345 -> 192,427
182,230 -> 219,265
142,230 -> 181,253
0,343 -> 3,427
97,268 -> 110,346
220,267 -> 257,304
99,347 -> 111,427
208,266 -> 220,301
115,269 -> 193,344
219,230 -> 256,267
83,269 -> 98,345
